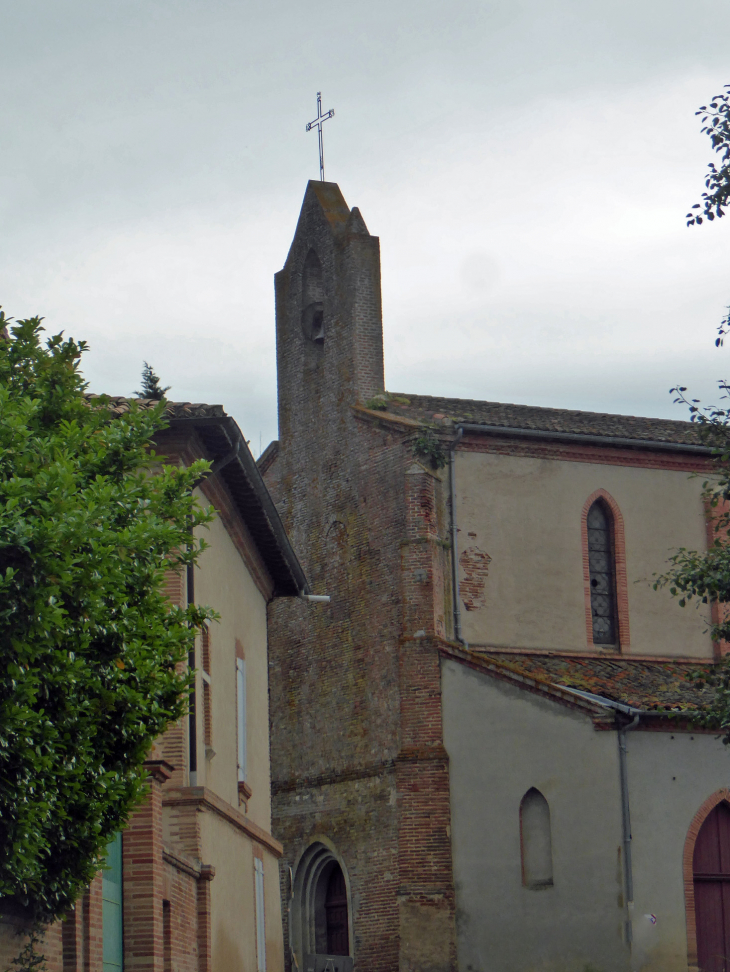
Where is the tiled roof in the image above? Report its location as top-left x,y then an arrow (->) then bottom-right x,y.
379,393 -> 703,447
475,650 -> 715,712
89,395 -> 225,420
86,395 -> 307,597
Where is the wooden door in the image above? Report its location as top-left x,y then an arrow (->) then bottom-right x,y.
325,865 -> 349,956
695,802 -> 730,971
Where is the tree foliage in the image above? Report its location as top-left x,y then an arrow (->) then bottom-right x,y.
654,383 -> 730,741
136,362 -> 170,401
685,85 -> 730,347
0,312 -> 213,923
687,85 -> 730,228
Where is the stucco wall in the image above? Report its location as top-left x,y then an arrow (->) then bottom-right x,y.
442,657 -> 730,972
191,502 -> 283,970
193,502 -> 272,830
628,730 -> 730,972
201,813 -> 284,972
442,658 -> 629,972
454,451 -> 711,656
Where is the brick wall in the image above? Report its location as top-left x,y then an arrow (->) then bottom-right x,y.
266,182 -> 456,971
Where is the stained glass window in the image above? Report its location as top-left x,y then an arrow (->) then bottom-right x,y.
587,500 -> 617,645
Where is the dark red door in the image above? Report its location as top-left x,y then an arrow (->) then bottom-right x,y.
325,865 -> 349,956
695,802 -> 730,971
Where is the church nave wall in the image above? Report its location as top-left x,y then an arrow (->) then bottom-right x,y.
453,449 -> 712,657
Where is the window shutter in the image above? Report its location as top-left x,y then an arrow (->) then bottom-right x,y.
102,832 -> 124,972
255,857 -> 266,972
236,658 -> 246,782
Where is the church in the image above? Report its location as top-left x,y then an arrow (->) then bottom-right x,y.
262,181 -> 730,972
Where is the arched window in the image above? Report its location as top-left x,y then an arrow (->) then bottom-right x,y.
520,788 -> 553,889
291,841 -> 353,971
586,499 -> 617,645
301,249 -> 325,345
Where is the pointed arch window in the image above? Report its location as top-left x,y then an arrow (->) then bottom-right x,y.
586,499 -> 618,645
520,788 -> 553,889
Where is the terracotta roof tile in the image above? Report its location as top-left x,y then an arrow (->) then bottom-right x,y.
88,395 -> 224,420
476,650 -> 715,712
384,393 -> 702,446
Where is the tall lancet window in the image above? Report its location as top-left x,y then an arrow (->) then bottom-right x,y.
301,248 -> 325,345
586,499 -> 617,645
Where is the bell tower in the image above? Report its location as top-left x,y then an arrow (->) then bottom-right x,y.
274,181 -> 385,453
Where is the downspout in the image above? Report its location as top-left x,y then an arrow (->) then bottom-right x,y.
618,712 -> 641,947
449,426 -> 467,646
558,686 -> 645,952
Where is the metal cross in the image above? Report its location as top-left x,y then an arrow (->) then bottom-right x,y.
306,92 -> 335,182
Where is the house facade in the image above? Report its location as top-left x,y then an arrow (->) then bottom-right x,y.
0,401 -> 308,972
263,180 -> 730,972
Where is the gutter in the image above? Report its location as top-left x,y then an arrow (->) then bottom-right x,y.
560,685 -> 643,948
455,422 -> 710,455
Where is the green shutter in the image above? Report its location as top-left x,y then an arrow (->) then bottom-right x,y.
102,832 -> 123,972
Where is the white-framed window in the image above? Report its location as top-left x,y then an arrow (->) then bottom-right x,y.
254,857 -> 266,972
236,657 -> 247,782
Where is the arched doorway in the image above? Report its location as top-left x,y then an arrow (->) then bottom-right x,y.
290,841 -> 353,972
324,863 -> 349,955
694,801 -> 730,971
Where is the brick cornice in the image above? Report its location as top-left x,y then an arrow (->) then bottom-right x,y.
162,786 -> 283,858
458,432 -> 714,473
396,745 -> 449,764
271,759 -> 397,795
465,645 -> 715,664
162,845 -> 203,879
144,759 -> 174,784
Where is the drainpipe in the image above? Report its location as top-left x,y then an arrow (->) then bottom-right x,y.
558,686 -> 645,951
618,711 -> 641,946
449,427 -> 467,646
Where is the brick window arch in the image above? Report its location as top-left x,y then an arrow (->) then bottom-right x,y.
581,489 -> 630,650
684,788 -> 730,970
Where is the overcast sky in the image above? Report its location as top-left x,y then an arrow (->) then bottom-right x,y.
1,0 -> 729,453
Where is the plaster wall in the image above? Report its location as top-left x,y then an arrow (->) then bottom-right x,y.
193,503 -> 272,830
201,813 -> 284,972
627,730 -> 730,972
454,451 -> 711,656
442,658 -> 630,972
192,503 -> 284,971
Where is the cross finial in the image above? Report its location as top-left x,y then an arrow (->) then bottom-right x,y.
306,92 -> 335,182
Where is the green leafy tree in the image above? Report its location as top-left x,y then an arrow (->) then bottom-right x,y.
0,311 -> 214,925
659,88 -> 730,738
655,383 -> 730,741
686,85 -> 730,345
136,362 -> 170,401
